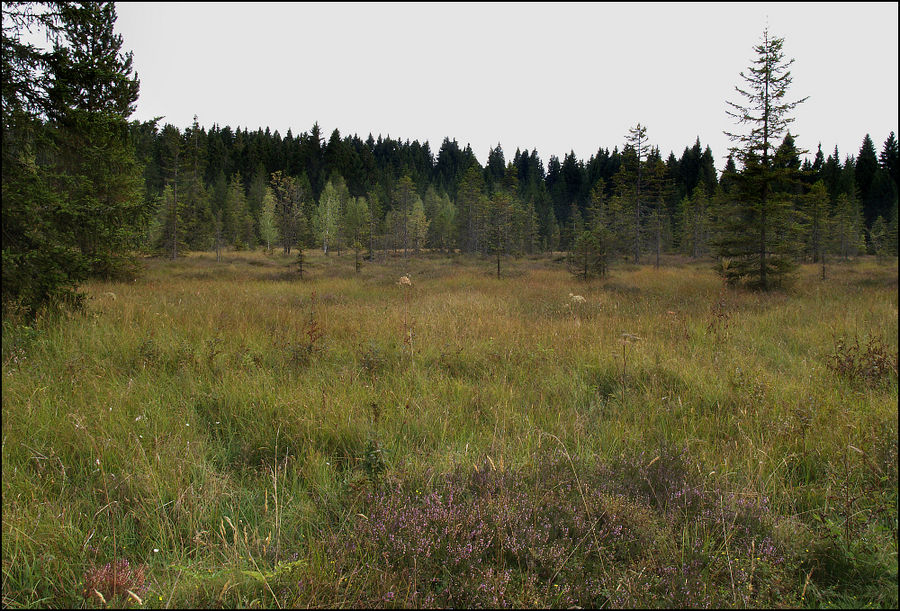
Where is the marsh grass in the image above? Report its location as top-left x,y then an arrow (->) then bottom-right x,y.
2,250 -> 897,607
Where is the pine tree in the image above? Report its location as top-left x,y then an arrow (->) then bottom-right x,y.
718,28 -> 808,289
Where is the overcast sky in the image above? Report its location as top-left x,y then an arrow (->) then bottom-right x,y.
115,2 -> 898,170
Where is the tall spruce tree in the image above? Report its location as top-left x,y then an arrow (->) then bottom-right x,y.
718,28 -> 808,289
158,124 -> 184,258
855,134 -> 880,229
2,2 -> 80,316
48,2 -> 146,278
182,116 -> 212,250
624,123 -> 651,263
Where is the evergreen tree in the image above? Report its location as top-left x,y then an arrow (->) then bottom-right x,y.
568,187 -> 610,279
47,1 -> 147,279
855,134 -> 879,227
182,116 -> 212,250
718,28 -> 808,289
681,185 -> 709,258
545,212 -> 561,254
869,132 -> 900,237
624,124 -> 651,263
803,181 -> 829,272
886,200 -> 899,257
611,162 -> 639,262
487,191 -> 513,277
393,174 -> 418,256
881,132 -> 898,186
869,216 -> 888,262
521,200 -> 540,255
366,187 -> 383,259
225,173 -> 252,249
341,195 -> 370,272
247,164 -> 268,229
562,201 -> 584,252
455,166 -> 487,253
158,124 -> 184,258
832,192 -> 866,260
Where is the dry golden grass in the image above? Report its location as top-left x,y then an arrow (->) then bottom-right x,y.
2,249 -> 896,607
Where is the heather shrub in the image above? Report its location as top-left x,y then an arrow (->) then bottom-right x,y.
317,447 -> 792,608
826,333 -> 898,385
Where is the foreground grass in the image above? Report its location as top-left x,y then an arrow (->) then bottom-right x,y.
2,250 -> 897,608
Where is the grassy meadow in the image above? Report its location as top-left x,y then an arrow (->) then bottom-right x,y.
2,250 -> 897,608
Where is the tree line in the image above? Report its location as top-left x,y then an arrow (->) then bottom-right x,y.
135,116 -> 897,280
3,3 -> 898,319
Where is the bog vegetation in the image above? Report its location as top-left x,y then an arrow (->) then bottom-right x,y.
2,251 -> 897,608
2,2 -> 898,608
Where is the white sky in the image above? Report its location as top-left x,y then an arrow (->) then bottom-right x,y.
114,2 -> 898,170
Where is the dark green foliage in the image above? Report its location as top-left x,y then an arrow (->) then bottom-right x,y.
567,230 -> 607,280
48,2 -> 146,277
2,1 -> 147,318
856,134 -> 880,227
718,29 -> 807,290
716,150 -> 805,288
